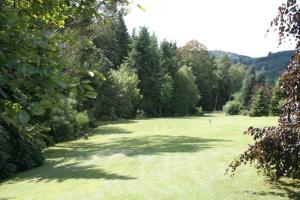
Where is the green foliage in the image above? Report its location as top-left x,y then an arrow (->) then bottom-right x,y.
241,68 -> 256,107
228,0 -> 300,178
125,27 -> 161,116
160,74 -> 174,115
177,40 -> 217,111
74,111 -> 90,132
209,50 -> 294,80
223,100 -> 243,115
0,0 -> 130,179
229,63 -> 247,92
109,65 -> 140,118
215,55 -> 232,110
270,79 -> 285,116
249,89 -> 270,117
93,11 -> 130,68
172,65 -> 200,115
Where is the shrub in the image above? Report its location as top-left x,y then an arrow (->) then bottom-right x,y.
0,124 -> 44,180
223,100 -> 243,115
74,111 -> 90,132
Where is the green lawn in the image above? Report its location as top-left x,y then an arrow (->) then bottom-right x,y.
1,114 -> 299,200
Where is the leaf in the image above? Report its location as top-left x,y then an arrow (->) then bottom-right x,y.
31,103 -> 46,116
88,71 -> 94,77
93,70 -> 106,80
81,79 -> 91,84
85,91 -> 97,98
55,79 -> 67,89
82,84 -> 95,91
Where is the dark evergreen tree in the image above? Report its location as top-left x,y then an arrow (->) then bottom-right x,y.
125,27 -> 161,116
249,89 -> 270,117
215,55 -> 232,110
114,11 -> 130,66
160,40 -> 179,78
270,79 -> 284,116
241,67 -> 256,107
93,11 -> 130,68
159,40 -> 179,115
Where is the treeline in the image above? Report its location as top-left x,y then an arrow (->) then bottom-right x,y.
0,0 -> 273,180
223,68 -> 283,117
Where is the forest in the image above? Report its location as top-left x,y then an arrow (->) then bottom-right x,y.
0,1 -> 300,199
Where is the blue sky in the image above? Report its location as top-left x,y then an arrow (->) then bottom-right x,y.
125,0 -> 295,57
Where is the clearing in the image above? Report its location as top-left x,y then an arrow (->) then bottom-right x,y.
0,114 -> 299,200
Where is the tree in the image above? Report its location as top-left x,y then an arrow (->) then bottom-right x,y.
109,65 -> 140,118
93,11 -> 130,68
125,27 -> 161,116
270,79 -> 284,116
160,40 -> 179,78
249,89 -> 270,117
0,0 -> 130,180
172,65 -> 200,115
241,68 -> 256,107
228,0 -> 300,180
160,74 -> 174,116
177,40 -> 217,111
229,63 -> 247,92
215,55 -> 232,110
159,40 -> 179,115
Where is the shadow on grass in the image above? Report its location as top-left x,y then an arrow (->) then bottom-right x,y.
90,126 -> 133,136
245,179 -> 300,199
5,125 -> 229,184
46,134 -> 230,159
8,161 -> 136,183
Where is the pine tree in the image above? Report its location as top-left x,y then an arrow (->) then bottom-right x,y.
125,27 -> 161,116
215,55 -> 232,110
93,11 -> 130,68
270,79 -> 284,116
249,89 -> 270,117
241,67 -> 256,107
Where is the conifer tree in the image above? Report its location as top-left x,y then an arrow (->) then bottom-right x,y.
249,89 -> 269,116
125,27 -> 161,116
241,67 -> 256,107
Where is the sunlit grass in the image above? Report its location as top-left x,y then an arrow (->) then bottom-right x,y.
0,114 -> 299,200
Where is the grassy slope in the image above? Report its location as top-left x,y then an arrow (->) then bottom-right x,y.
0,114 -> 299,200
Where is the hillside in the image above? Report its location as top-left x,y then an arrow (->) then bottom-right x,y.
209,50 -> 295,80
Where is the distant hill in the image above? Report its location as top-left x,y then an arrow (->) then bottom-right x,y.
209,50 -> 295,80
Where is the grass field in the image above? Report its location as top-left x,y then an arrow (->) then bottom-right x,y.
0,114 -> 299,200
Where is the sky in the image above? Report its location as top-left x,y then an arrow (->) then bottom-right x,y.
124,0 -> 296,57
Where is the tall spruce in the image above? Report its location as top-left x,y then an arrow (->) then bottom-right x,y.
249,89 -> 270,116
241,67 -> 256,107
93,11 -> 130,68
126,27 -> 161,116
159,40 -> 179,115
215,55 -> 232,110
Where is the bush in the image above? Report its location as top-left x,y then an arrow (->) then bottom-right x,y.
0,124 -> 44,180
0,125 -> 15,179
223,100 -> 243,115
74,111 -> 90,132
